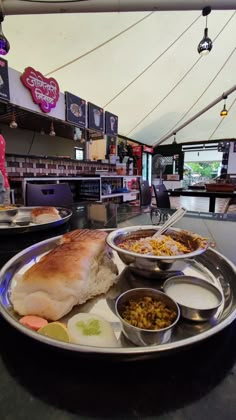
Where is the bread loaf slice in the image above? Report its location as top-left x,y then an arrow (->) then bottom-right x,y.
11,229 -> 118,321
31,207 -> 61,224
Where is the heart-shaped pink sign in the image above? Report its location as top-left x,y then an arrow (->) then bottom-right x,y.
21,67 -> 60,113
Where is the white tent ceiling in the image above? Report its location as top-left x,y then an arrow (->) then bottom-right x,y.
2,1 -> 236,145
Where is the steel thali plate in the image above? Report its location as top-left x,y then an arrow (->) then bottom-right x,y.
0,207 -> 72,234
0,233 -> 236,359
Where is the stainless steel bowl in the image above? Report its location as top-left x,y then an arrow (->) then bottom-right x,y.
163,275 -> 223,321
115,287 -> 180,346
0,206 -> 18,223
106,225 -> 209,271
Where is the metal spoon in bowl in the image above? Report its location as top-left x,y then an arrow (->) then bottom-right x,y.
152,207 -> 187,239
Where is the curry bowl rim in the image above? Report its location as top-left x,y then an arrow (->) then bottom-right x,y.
115,287 -> 181,333
106,225 -> 209,261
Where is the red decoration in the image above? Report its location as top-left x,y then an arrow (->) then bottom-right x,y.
132,145 -> 142,175
21,67 -> 60,113
143,146 -> 154,153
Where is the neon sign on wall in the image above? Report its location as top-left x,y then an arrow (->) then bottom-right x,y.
21,67 -> 60,113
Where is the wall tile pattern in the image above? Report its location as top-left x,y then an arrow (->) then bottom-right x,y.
6,155 -> 116,177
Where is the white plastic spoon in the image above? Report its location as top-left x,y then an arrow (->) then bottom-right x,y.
152,207 -> 187,239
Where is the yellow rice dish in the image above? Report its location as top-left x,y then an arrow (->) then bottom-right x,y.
118,235 -> 192,256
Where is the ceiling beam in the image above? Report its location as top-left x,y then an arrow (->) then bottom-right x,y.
2,1 -> 236,16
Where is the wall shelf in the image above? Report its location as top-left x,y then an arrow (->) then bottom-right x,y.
18,175 -> 141,205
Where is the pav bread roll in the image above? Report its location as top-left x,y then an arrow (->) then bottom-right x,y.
31,207 -> 61,224
11,229 -> 118,321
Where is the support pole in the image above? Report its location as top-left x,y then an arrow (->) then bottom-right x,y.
153,84 -> 236,146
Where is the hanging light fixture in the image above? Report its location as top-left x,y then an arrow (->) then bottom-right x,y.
9,109 -> 17,128
40,127 -> 45,135
197,6 -> 213,56
220,95 -> 228,117
0,13 -> 10,56
49,121 -> 56,136
89,137 -> 93,145
80,130 -> 86,143
172,132 -> 177,144
73,129 -> 78,141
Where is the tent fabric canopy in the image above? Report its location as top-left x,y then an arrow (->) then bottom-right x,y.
4,5 -> 236,145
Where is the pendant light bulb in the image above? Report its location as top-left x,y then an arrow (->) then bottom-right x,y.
89,138 -> 93,145
49,121 -> 56,136
220,97 -> 228,117
197,7 -> 213,56
73,130 -> 78,141
172,132 -> 177,144
0,14 -> 10,56
9,110 -> 18,128
80,130 -> 86,143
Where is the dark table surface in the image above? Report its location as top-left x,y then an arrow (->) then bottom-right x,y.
1,203 -> 236,420
168,188 -> 236,213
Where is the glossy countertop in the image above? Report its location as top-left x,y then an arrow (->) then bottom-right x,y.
0,203 -> 236,420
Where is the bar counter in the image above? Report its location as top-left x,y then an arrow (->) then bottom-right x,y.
1,204 -> 236,420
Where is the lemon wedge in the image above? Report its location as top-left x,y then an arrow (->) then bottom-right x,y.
38,322 -> 70,342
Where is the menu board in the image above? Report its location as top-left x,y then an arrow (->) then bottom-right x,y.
0,58 -> 10,101
65,91 -> 86,128
105,111 -> 118,136
87,102 -> 104,132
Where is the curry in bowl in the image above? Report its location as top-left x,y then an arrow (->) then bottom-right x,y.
106,226 -> 209,270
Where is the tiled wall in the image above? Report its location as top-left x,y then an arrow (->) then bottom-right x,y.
6,155 -> 116,178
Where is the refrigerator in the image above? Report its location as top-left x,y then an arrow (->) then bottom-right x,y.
142,146 -> 153,185
131,144 -> 153,184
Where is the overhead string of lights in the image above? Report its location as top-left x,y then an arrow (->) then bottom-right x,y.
103,14 -> 201,108
127,11 -> 236,138
45,12 -> 154,76
146,11 -> 236,142
208,95 -> 236,140
152,85 -> 236,147
158,40 -> 236,144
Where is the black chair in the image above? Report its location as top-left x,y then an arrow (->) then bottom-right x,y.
26,182 -> 74,207
138,179 -> 152,207
152,183 -> 171,209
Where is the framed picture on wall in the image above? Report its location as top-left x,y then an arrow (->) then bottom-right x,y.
105,111 -> 118,136
65,91 -> 86,128
87,102 -> 104,132
0,58 -> 10,101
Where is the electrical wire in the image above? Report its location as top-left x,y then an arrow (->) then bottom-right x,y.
127,56 -> 203,137
127,11 -> 236,138
45,12 -> 154,76
157,10 -> 236,142
27,131 -> 36,155
103,14 -> 201,108
208,95 -> 236,140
